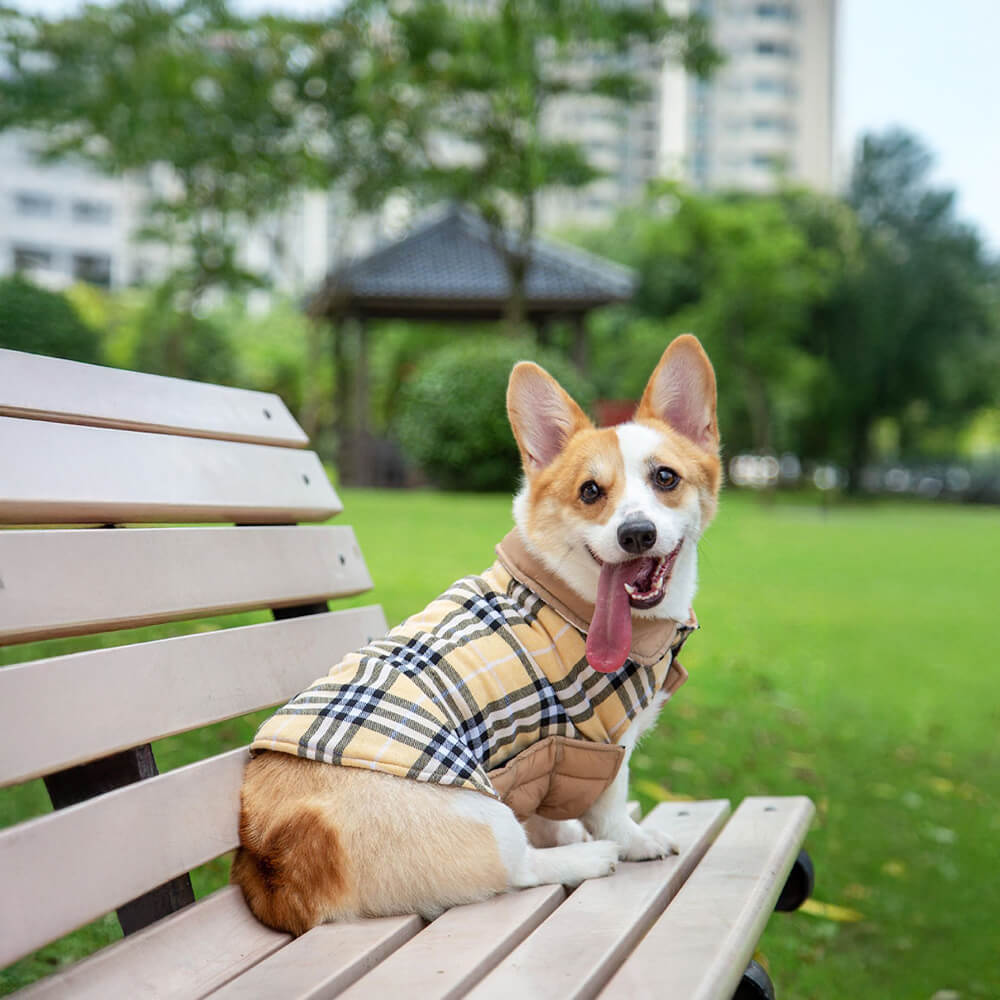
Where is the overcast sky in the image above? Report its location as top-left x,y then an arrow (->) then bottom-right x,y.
13,0 -> 1000,250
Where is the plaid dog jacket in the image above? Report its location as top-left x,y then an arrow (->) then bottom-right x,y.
252,531 -> 696,816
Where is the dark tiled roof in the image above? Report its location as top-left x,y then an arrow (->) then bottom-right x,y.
310,205 -> 635,318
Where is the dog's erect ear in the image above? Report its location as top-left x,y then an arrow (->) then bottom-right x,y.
507,362 -> 592,474
636,335 -> 719,452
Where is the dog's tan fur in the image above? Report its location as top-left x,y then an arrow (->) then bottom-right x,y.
233,754 -> 507,933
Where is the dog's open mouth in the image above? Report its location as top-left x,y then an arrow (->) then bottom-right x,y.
585,540 -> 683,673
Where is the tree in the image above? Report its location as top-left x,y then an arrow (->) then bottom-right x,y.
805,129 -> 999,489
576,186 -> 833,455
348,0 -> 718,328
0,274 -> 101,363
0,0 -> 359,305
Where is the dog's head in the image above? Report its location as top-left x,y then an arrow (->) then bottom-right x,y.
507,335 -> 721,673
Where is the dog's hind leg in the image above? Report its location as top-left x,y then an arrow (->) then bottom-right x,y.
450,789 -> 618,889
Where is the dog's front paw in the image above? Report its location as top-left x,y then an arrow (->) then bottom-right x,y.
616,821 -> 678,862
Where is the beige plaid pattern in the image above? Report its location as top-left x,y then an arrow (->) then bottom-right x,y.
252,562 -> 693,799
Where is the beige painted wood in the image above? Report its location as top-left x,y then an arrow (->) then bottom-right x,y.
0,417 -> 338,524
600,796 -> 816,1000
209,915 -> 425,1000
0,348 -> 308,448
341,885 -> 566,1000
466,801 -> 732,1000
0,748 -> 249,968
0,524 -> 371,645
18,887 -> 290,1000
0,604 -> 387,787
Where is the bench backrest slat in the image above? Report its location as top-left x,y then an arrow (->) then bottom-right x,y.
0,748 -> 248,968
0,348 -> 307,448
0,605 -> 387,787
1,417 -> 339,525
0,525 -> 369,645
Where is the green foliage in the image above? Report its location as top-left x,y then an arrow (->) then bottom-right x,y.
395,336 -> 594,491
0,275 -> 101,363
577,186 -> 834,454
803,129 -> 1000,486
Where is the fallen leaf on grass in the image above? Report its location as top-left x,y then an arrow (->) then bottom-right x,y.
882,859 -> 907,877
632,778 -> 694,802
799,899 -> 865,922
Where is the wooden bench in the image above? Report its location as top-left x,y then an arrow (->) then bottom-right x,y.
0,348 -> 815,999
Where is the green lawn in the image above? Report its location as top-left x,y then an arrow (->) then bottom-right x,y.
2,489 -> 998,998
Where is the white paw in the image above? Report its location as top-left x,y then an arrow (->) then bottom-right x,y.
563,839 -> 619,885
617,821 -> 679,862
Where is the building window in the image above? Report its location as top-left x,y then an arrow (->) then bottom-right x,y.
73,252 -> 112,288
13,246 -> 54,271
752,115 -> 795,134
755,3 -> 796,20
754,40 -> 795,58
754,77 -> 797,97
72,199 -> 113,224
14,192 -> 55,217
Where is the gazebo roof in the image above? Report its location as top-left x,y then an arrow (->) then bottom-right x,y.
308,205 -> 635,321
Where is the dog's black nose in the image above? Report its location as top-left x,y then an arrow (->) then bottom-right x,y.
618,519 -> 657,555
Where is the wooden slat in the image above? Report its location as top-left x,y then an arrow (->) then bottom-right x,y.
18,887 -> 290,1000
0,605 -> 387,787
600,796 -> 815,1000
0,417 -> 338,524
0,748 -> 248,967
0,348 -> 308,448
0,524 -> 372,645
208,914 -> 425,1000
467,801 -> 731,1000
341,885 -> 566,1000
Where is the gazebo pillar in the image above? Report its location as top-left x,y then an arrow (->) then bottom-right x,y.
571,313 -> 589,374
353,316 -> 373,486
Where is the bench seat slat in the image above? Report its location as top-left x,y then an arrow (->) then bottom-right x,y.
207,913 -> 425,1000
600,796 -> 816,1000
466,800 -> 731,1000
338,884 -> 566,1000
0,525 -> 372,646
0,605 -> 387,787
17,887 -> 289,1000
0,348 -> 308,448
0,417 -> 338,525
0,748 -> 248,968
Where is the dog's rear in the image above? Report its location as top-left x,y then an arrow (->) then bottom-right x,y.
233,753 -> 511,933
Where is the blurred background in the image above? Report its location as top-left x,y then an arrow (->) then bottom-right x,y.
1,2 -> 998,998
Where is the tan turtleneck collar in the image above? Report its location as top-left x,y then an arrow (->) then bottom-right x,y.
495,528 -> 697,669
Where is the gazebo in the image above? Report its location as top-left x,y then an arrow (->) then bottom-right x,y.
307,205 -> 635,484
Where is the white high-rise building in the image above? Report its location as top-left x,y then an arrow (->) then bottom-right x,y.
540,0 -> 836,229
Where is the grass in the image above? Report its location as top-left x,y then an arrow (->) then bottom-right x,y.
2,489 -> 999,998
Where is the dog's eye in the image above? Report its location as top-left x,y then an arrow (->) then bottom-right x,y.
579,480 -> 602,504
653,466 -> 680,491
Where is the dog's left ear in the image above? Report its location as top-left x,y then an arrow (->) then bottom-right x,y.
637,335 -> 719,452
508,362 -> 593,474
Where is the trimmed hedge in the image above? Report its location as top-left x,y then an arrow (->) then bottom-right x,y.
0,275 -> 101,363
396,337 -> 595,492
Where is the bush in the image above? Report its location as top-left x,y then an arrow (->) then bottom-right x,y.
396,337 -> 595,492
0,275 -> 101,363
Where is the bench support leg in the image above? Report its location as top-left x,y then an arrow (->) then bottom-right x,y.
733,959 -> 776,1000
44,743 -> 196,935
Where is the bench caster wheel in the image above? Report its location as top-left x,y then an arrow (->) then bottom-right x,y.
732,959 -> 775,1000
775,848 -> 814,912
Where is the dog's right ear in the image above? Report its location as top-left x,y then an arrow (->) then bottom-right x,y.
507,362 -> 592,475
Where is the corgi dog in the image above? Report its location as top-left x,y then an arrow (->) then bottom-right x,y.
233,334 -> 720,935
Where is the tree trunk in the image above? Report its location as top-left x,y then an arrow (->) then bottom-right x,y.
844,413 -> 873,496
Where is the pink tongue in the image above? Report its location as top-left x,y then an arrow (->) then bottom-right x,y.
586,559 -> 648,673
